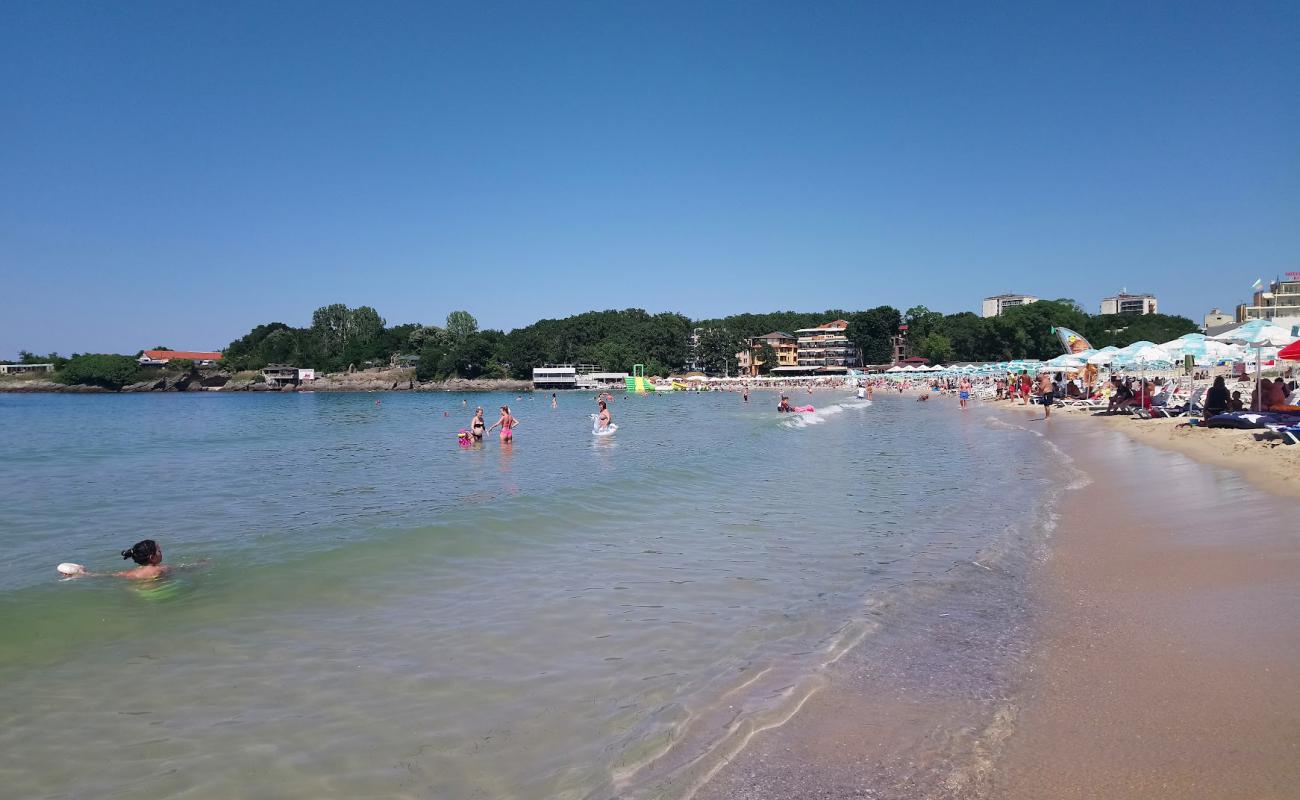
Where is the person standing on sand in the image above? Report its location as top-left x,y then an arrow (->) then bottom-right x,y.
1038,371 -> 1054,419
1018,371 -> 1032,406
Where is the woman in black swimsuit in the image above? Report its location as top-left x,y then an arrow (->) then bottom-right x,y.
470,406 -> 486,440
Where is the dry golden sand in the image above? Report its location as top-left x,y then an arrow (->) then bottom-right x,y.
1054,403 -> 1300,499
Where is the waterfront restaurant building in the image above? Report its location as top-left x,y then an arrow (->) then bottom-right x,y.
735,332 -> 798,377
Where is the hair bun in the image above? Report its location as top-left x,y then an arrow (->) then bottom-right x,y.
121,549 -> 133,560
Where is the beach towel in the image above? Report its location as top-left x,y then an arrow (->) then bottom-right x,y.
1204,411 -> 1300,430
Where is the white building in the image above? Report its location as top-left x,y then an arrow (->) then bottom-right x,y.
981,294 -> 1038,317
1237,274 -> 1300,321
1100,293 -> 1158,315
792,320 -> 861,372
0,363 -> 55,375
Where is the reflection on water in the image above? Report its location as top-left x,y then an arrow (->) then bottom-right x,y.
1,391 -> 1061,799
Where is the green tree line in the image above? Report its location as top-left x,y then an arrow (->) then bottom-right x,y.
7,301 -> 1199,388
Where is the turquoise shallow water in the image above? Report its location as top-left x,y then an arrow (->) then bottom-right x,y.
0,390 -> 1063,799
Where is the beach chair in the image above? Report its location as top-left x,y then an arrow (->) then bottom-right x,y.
1061,393 -> 1106,410
1153,387 -> 1204,418
1159,387 -> 1206,418
1263,424 -> 1300,445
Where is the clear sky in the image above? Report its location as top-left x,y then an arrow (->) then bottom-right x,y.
2,0 -> 1297,357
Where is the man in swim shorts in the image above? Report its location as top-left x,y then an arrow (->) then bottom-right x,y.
958,377 -> 971,410
1038,372 -> 1054,419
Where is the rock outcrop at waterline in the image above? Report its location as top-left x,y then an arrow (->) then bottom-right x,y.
0,369 -> 534,394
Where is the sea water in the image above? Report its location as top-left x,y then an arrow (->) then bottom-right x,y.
0,390 -> 1064,799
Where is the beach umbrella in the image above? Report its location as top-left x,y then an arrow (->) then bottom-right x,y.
1247,327 -> 1300,348
1279,339 -> 1300,361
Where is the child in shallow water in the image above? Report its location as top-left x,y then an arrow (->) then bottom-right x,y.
115,539 -> 169,580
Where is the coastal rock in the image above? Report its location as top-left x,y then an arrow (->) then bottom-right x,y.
122,378 -> 167,392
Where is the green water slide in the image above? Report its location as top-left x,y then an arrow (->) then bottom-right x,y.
626,364 -> 648,393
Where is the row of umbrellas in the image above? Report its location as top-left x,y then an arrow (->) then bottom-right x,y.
880,321 -> 1300,378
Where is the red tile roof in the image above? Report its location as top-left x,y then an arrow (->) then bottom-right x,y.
143,350 -> 223,361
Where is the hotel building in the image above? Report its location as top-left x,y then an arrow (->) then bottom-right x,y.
793,320 -> 862,372
981,294 -> 1038,318
1235,274 -> 1300,322
735,332 -> 798,377
1100,293 -> 1158,315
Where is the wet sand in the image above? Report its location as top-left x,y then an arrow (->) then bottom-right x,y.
994,414 -> 1300,799
692,400 -> 1300,800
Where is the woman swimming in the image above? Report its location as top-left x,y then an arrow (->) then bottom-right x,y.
488,405 -> 518,442
470,407 -> 486,440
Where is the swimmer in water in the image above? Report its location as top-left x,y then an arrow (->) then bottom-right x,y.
470,406 -> 486,441
107,540 -> 170,580
551,392 -> 557,409
777,395 -> 793,413
596,399 -> 612,430
58,539 -> 192,581
488,405 -> 518,442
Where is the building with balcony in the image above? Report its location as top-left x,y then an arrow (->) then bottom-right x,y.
981,294 -> 1038,318
791,320 -> 862,373
735,332 -> 798,377
1100,293 -> 1158,315
1236,274 -> 1300,321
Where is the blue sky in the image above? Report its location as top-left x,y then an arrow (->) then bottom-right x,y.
2,0 -> 1297,356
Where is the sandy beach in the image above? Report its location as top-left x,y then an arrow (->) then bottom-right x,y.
1055,403 -> 1300,499
994,411 -> 1300,799
694,396 -> 1300,800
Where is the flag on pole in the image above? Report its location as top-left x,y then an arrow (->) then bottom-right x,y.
1052,326 -> 1093,355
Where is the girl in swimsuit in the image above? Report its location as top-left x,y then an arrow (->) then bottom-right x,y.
470,407 -> 486,440
488,405 -> 518,442
61,539 -> 170,581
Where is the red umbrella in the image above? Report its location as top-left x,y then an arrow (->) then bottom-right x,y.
1280,339 -> 1300,361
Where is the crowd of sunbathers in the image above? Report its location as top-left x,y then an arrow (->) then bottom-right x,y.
985,370 -> 1300,422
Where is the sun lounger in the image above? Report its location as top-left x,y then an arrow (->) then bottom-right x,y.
1153,387 -> 1205,418
1062,396 -> 1106,410
1263,424 -> 1300,445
